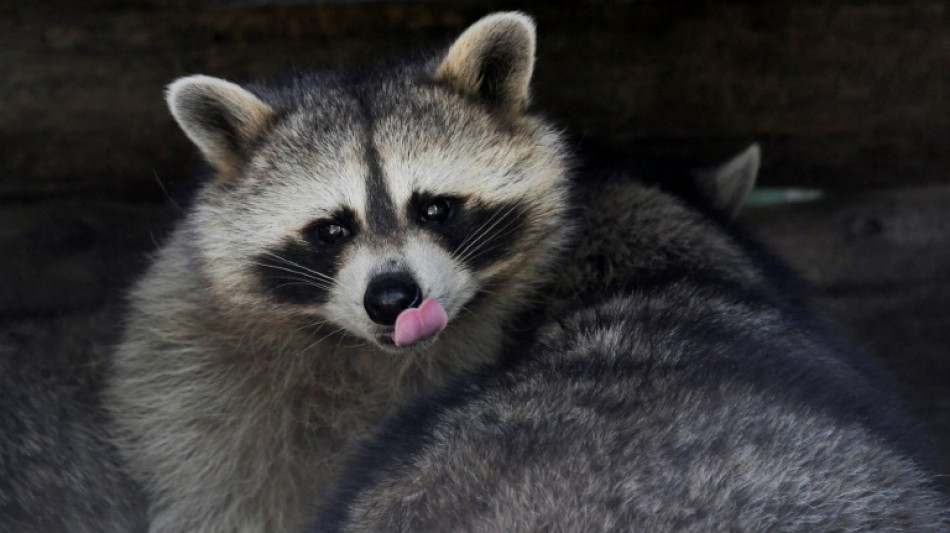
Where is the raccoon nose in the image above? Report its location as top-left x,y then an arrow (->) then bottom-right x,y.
363,274 -> 423,326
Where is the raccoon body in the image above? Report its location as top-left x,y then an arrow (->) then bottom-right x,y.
317,147 -> 949,532
0,318 -> 146,533
106,13 -> 572,532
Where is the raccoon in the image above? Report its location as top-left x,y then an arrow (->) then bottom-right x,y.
105,12 -> 572,533
316,146 -> 949,532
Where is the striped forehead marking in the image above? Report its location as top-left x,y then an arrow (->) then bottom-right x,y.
357,89 -> 399,238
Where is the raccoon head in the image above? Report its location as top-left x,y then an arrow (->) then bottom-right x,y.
165,13 -> 571,353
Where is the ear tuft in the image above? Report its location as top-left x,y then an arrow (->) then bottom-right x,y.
694,144 -> 761,219
166,75 -> 274,176
435,12 -> 537,113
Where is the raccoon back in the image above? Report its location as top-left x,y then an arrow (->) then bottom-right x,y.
319,279 -> 948,532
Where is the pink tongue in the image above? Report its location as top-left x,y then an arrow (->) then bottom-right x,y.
393,298 -> 448,347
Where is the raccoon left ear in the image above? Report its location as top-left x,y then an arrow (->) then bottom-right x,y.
693,144 -> 761,219
436,12 -> 536,113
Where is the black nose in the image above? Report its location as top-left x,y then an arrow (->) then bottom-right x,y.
363,274 -> 422,326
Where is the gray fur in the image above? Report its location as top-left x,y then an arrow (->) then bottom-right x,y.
318,147 -> 949,532
106,12 -> 572,533
0,315 -> 146,533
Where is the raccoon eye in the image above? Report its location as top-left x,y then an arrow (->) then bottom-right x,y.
419,198 -> 454,224
309,221 -> 351,246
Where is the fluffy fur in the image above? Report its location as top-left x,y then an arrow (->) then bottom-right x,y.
316,147 -> 949,532
0,315 -> 146,533
106,12 -> 573,533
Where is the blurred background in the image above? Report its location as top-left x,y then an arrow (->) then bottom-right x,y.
2,1 -> 948,481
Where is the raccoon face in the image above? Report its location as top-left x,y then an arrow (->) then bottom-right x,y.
167,13 -> 570,352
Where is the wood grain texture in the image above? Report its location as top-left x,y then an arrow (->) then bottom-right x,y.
2,1 -> 949,198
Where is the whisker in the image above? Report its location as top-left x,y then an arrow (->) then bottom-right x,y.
461,229 -> 515,265
340,339 -> 371,349
248,261 -> 325,282
455,204 -> 521,264
453,204 -> 509,259
453,204 -> 515,262
259,251 -> 336,283
291,318 -> 328,336
334,326 -> 373,351
269,281 -> 333,292
301,325 -> 350,353
291,315 -> 347,339
259,273 -> 333,286
248,261 -> 335,287
458,218 -> 521,265
264,260 -> 335,284
472,229 -> 564,278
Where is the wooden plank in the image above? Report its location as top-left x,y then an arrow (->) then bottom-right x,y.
2,1 -> 949,198
0,199 -> 163,316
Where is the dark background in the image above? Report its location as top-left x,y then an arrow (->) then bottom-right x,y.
2,0 -> 948,483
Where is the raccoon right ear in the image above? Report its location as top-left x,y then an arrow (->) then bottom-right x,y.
166,75 -> 274,177
693,144 -> 761,219
436,12 -> 536,113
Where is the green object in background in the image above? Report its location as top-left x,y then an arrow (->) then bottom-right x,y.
747,188 -> 824,206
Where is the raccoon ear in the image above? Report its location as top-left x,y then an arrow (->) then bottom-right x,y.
436,12 -> 536,113
693,144 -> 761,219
166,75 -> 274,177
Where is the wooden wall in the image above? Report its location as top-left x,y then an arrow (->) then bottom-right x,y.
4,1 -> 950,198
2,0 -> 949,481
